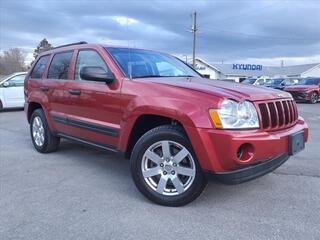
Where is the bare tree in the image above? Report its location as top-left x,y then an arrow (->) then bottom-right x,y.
0,48 -> 26,75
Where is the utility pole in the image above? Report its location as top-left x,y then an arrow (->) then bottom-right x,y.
191,11 -> 197,68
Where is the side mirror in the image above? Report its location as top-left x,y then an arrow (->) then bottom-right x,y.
80,66 -> 114,84
3,81 -> 10,87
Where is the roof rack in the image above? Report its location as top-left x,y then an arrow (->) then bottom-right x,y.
51,41 -> 88,50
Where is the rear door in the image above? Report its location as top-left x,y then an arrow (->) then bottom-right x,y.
57,48 -> 122,149
3,74 -> 26,107
43,51 -> 74,132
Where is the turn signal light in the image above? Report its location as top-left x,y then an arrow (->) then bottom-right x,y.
209,109 -> 223,129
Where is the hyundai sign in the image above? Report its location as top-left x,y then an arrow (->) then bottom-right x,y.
233,64 -> 262,71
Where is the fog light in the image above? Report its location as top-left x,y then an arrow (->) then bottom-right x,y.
236,146 -> 244,159
236,143 -> 254,162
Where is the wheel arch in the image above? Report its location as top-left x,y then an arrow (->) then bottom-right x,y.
27,102 -> 43,123
122,114 -> 189,159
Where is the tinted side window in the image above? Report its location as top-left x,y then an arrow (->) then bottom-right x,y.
75,50 -> 109,81
31,55 -> 49,79
7,74 -> 26,87
48,52 -> 73,79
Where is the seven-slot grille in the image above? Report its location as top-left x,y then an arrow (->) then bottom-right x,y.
257,99 -> 298,130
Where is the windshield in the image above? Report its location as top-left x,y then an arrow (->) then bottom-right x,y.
266,78 -> 284,85
106,48 -> 200,79
297,78 -> 316,85
242,78 -> 256,84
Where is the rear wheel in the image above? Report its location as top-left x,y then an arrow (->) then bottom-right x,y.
0,100 -> 3,111
130,125 -> 207,206
30,109 -> 60,153
310,92 -> 318,104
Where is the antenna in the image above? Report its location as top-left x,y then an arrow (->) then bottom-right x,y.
191,12 -> 197,68
126,17 -> 133,80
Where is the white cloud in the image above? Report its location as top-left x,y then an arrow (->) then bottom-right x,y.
112,16 -> 138,26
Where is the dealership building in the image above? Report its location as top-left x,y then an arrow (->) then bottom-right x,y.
192,58 -> 320,82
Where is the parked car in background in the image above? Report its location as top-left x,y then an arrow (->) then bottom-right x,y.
284,77 -> 320,104
242,77 -> 269,86
24,42 -> 308,206
264,78 -> 298,90
0,72 -> 27,110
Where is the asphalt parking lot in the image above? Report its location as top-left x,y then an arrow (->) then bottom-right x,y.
0,104 -> 319,240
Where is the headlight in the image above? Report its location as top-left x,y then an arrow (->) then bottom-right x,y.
209,99 -> 259,129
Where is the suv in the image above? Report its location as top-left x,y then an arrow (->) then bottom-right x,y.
284,77 -> 320,104
24,42 -> 308,206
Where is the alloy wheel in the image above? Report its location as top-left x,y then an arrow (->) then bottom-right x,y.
141,140 -> 196,196
32,116 -> 45,147
311,93 -> 318,104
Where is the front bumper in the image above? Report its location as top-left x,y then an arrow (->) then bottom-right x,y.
287,91 -> 310,101
185,118 -> 308,174
205,153 -> 289,184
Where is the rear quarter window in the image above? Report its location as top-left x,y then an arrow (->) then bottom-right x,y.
30,55 -> 49,79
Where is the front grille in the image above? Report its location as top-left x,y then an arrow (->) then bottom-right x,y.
257,99 -> 298,130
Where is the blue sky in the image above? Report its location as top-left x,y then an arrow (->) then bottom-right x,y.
1,0 -> 319,66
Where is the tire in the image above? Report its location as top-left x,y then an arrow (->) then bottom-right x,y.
130,125 -> 207,206
30,109 -> 60,153
0,100 -> 3,111
310,92 -> 318,104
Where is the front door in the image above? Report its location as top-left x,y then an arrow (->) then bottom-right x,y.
3,74 -> 26,108
58,49 -> 122,149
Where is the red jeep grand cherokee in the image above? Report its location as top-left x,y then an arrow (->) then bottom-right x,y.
284,77 -> 320,104
24,42 -> 308,206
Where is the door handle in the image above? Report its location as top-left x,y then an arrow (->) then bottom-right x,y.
68,89 -> 81,95
40,86 -> 49,92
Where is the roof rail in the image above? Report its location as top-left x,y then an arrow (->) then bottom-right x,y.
51,41 -> 88,50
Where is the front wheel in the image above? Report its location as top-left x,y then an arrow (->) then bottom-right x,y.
130,125 -> 207,206
310,92 -> 318,104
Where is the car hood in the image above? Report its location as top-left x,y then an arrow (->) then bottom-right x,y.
284,85 -> 317,91
138,77 -> 291,101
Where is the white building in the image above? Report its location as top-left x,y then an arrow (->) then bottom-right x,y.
192,58 -> 320,82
